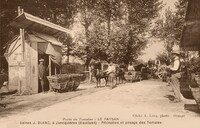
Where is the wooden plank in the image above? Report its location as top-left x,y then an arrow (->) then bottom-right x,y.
49,56 -> 51,76
27,40 -> 38,93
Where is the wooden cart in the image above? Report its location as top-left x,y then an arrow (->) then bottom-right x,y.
124,71 -> 141,82
47,74 -> 83,93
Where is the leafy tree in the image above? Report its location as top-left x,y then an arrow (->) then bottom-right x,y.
121,0 -> 162,64
72,0 -> 163,66
152,0 -> 188,57
156,52 -> 170,65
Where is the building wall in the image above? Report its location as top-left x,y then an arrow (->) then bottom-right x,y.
8,36 -> 39,94
24,38 -> 38,94
8,37 -> 26,92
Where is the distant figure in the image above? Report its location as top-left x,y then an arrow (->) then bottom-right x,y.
104,61 -> 116,74
93,59 -> 102,72
89,59 -> 96,83
128,62 -> 135,71
104,61 -> 117,87
38,59 -> 47,93
128,62 -> 136,78
0,69 -> 9,91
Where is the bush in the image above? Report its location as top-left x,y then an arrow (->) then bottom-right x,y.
61,63 -> 85,74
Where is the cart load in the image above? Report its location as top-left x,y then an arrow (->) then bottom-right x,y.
124,71 -> 141,82
47,74 -> 83,93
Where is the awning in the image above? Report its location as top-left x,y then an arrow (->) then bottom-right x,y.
180,0 -> 200,51
10,12 -> 72,38
28,33 -> 62,66
38,42 -> 62,66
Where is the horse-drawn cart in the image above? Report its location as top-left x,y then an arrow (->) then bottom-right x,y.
124,71 -> 141,82
47,74 -> 83,93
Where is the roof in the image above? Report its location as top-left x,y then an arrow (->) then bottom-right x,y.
10,12 -> 72,38
180,0 -> 200,51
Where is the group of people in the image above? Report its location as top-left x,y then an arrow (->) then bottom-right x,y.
38,52 -> 184,102
89,60 -> 138,85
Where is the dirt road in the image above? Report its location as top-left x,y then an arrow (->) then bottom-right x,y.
0,79 -> 200,128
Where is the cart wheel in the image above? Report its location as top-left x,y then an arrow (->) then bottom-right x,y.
73,81 -> 80,91
131,78 -> 133,83
68,81 -> 75,91
64,82 -> 69,92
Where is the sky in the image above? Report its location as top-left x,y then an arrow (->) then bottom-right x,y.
139,0 -> 178,62
163,0 -> 177,10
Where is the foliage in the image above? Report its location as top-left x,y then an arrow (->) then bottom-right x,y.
73,0 -> 163,65
188,54 -> 200,74
152,0 -> 188,56
156,52 -> 170,65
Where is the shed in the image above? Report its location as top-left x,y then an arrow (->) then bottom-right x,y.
4,11 -> 72,94
180,0 -> 200,51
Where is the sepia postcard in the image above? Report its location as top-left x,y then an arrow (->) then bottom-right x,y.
0,0 -> 200,128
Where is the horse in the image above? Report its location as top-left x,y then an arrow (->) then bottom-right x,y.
115,66 -> 125,84
105,64 -> 121,88
92,64 -> 118,88
92,69 -> 109,88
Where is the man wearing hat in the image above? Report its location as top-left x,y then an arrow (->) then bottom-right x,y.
38,59 -> 47,93
169,51 -> 182,102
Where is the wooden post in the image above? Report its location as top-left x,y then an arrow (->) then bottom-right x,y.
55,67 -> 57,75
67,43 -> 70,63
18,6 -> 21,15
49,56 -> 51,76
89,67 -> 92,83
18,7 -> 25,60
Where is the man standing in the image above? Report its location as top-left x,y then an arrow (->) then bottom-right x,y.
38,59 -> 46,93
169,51 -> 182,102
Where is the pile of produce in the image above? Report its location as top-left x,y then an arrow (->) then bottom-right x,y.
47,74 -> 83,93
